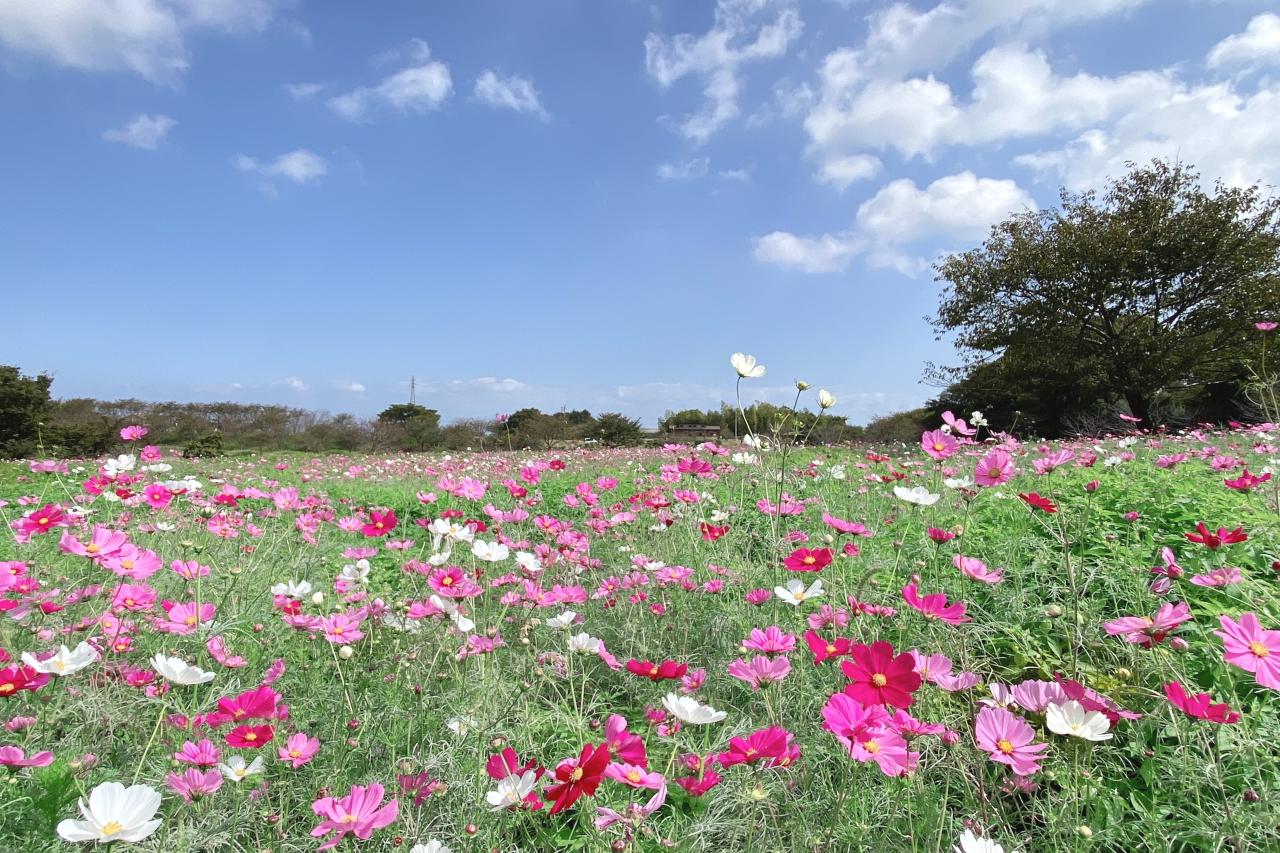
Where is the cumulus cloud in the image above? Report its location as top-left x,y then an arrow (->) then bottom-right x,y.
473,70 -> 549,119
448,377 -> 528,393
329,39 -> 452,121
644,0 -> 803,143
102,113 -> 175,149
336,381 -> 366,394
755,172 -> 1035,275
236,149 -> 328,186
656,158 -> 710,181
1207,13 -> 1280,70
0,0 -> 284,84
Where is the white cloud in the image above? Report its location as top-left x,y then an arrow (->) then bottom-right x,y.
473,70 -> 549,119
449,377 -> 527,393
336,381 -> 366,394
284,82 -> 326,100
1207,14 -> 1280,70
644,0 -> 803,143
102,113 -> 175,149
0,0 -> 284,84
657,157 -> 710,181
329,40 -> 452,121
755,171 -> 1035,275
1014,80 -> 1280,191
806,44 -> 1172,163
754,231 -> 858,274
718,167 -> 752,182
275,376 -> 307,392
236,149 -> 328,185
816,154 -> 881,190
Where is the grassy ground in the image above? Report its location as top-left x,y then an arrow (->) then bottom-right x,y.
0,430 -> 1278,852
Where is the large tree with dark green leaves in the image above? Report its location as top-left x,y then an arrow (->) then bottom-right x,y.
932,160 -> 1280,427
0,365 -> 53,458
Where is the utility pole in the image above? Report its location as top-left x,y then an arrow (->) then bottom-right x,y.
409,377 -> 416,405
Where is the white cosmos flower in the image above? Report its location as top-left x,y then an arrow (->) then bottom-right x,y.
22,642 -> 98,676
567,632 -> 602,653
731,452 -> 759,465
429,595 -> 475,632
662,693 -> 727,725
411,842 -> 453,853
141,463 -> 173,473
486,770 -> 538,810
970,411 -> 988,427
894,485 -> 940,506
338,559 -> 371,584
57,781 -> 162,844
944,476 -> 975,490
102,454 -> 137,477
1045,700 -> 1112,742
954,829 -> 1008,853
429,518 -> 475,547
471,540 -> 509,562
446,715 -> 478,736
270,579 -> 313,598
818,389 -> 837,409
151,654 -> 215,686
742,434 -> 769,450
515,551 -> 543,574
730,352 -> 766,378
774,578 -> 824,606
218,755 -> 264,782
544,611 -> 577,630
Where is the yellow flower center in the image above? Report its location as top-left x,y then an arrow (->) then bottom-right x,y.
933,443 -> 945,452
289,750 -> 301,758
825,644 -> 836,654
1250,641 -> 1270,658
244,732 -> 257,742
626,770 -> 642,782
0,684 -> 15,695
569,767 -> 584,782
100,821 -> 123,837
864,739 -> 880,754
342,814 -> 357,824
121,560 -> 134,570
870,673 -> 887,687
997,739 -> 1015,755
649,666 -> 658,676
184,615 -> 197,626
442,577 -> 453,586
803,556 -> 816,565
87,544 -> 100,553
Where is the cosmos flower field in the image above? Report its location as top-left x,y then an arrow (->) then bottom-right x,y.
1,411 -> 1279,851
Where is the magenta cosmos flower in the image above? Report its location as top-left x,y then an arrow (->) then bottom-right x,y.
840,641 -> 922,708
901,583 -> 970,625
1163,682 -> 1240,725
310,782 -> 399,851
921,429 -> 958,460
361,509 -> 398,538
1215,613 -> 1280,689
974,706 -> 1048,776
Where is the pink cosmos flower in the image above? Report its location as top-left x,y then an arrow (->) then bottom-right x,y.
921,429 -> 959,460
157,600 -> 216,635
901,583 -> 970,625
175,739 -> 221,766
119,425 -> 149,441
310,782 -> 399,851
974,707 -> 1048,776
278,732 -> 320,768
849,726 -> 916,777
604,715 -> 647,766
743,626 -> 796,654
1189,566 -> 1244,587
953,554 -> 1003,584
941,410 -> 976,436
840,641 -> 922,709
226,724 -> 274,749
1103,602 -> 1193,647
321,612 -> 365,644
717,726 -> 791,768
1215,613 -> 1280,689
605,762 -> 665,790
0,746 -> 54,767
727,655 -> 791,690
166,768 -> 222,802
909,651 -> 981,692
59,526 -> 128,561
821,513 -> 871,536
974,449 -> 1015,487
143,483 -> 174,509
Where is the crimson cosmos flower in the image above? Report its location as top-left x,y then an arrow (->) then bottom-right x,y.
544,741 -> 610,814
1184,522 -> 1248,550
840,641 -> 922,709
625,659 -> 688,681
1018,492 -> 1057,513
783,547 -> 833,572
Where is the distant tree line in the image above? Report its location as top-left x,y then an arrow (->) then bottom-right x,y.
658,403 -> 865,444
0,370 -> 652,457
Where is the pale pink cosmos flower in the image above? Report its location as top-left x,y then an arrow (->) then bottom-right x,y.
1103,602 -> 1193,647
278,732 -> 320,768
727,655 -> 791,690
953,554 -> 1003,584
975,707 -> 1048,776
743,626 -> 796,654
1215,613 -> 1280,689
310,782 -> 399,851
974,448 -> 1016,487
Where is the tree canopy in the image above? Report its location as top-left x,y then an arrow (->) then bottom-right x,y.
932,159 -> 1280,434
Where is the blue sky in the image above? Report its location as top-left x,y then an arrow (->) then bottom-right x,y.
2,1 -> 1277,426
